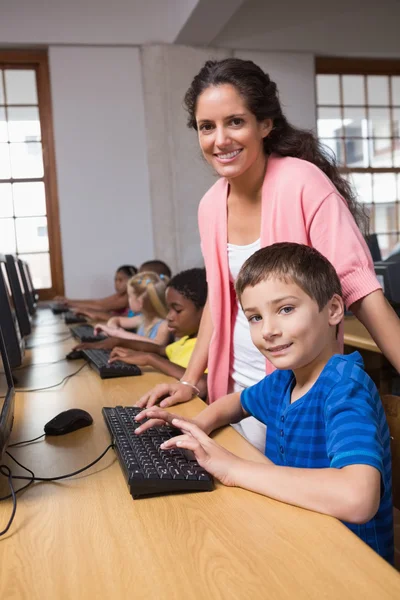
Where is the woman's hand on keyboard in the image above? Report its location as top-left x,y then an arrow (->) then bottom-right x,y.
134,408 -> 197,435
160,419 -> 241,487
135,382 -> 194,409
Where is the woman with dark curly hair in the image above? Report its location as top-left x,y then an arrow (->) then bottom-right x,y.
138,58 -> 400,449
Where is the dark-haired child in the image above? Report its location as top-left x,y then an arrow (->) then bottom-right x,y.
135,243 -> 394,564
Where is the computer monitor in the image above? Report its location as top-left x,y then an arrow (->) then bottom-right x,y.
365,234 -> 382,262
5,255 -> 31,337
0,255 -> 24,369
374,261 -> 400,309
385,241 -> 400,263
0,324 -> 15,461
17,259 -> 36,316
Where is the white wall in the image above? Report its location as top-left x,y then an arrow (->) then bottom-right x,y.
0,0 -> 198,45
49,46 -> 154,296
214,0 -> 400,57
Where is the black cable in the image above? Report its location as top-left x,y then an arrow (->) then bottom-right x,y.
26,334 -> 72,349
8,434 -> 46,448
14,363 -> 88,393
0,460 -> 35,502
0,466 -> 17,535
13,358 -> 68,371
5,444 -> 114,482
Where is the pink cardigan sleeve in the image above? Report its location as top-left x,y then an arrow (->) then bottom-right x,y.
308,191 -> 381,308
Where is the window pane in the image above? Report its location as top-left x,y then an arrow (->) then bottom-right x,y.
370,139 -> 393,168
0,218 -> 16,253
367,76 -> 389,105
373,173 -> 397,203
8,107 -> 41,142
317,107 -> 342,137
13,182 -> 46,217
0,107 -> 8,142
19,252 -> 51,289
392,77 -> 400,105
9,142 -> 44,178
345,138 -> 369,167
343,107 -> 367,137
393,108 -> 400,137
320,138 -> 342,162
5,70 -> 38,105
395,139 -> 400,167
0,71 -> 4,104
374,203 -> 396,233
0,183 -> 13,217
342,75 -> 364,105
317,75 -> 340,105
0,144 -> 11,178
368,107 -> 391,137
15,216 -> 48,253
377,233 -> 398,259
350,173 -> 372,204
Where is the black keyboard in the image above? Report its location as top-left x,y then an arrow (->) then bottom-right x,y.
102,406 -> 214,498
70,324 -> 107,343
64,311 -> 87,325
83,348 -> 142,379
49,302 -> 69,315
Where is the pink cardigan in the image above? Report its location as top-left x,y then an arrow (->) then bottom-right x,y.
198,155 -> 381,403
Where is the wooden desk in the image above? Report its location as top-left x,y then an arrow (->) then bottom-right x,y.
344,316 -> 396,394
1,311 -> 400,599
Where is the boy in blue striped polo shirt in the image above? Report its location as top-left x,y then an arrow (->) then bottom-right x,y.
136,242 -> 394,563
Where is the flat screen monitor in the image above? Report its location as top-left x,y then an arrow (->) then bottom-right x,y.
17,259 -> 36,315
374,261 -> 400,307
0,324 -> 15,461
0,255 -> 24,369
365,234 -> 382,262
5,255 -> 31,337
385,241 -> 400,263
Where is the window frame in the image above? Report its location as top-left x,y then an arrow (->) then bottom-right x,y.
0,49 -> 64,300
316,58 -> 400,252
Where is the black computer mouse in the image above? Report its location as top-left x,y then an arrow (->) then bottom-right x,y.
44,409 -> 93,436
66,349 -> 84,360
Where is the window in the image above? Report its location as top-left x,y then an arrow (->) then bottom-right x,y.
316,58 -> 400,258
0,50 -> 63,299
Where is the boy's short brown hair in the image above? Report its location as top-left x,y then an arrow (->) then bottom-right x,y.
235,242 -> 342,310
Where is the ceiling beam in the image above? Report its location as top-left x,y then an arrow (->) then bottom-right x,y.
174,0 -> 246,46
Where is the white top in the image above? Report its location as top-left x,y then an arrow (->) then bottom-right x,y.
227,239 -> 266,391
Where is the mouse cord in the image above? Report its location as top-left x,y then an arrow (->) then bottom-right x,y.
8,434 -> 46,448
0,444 -> 115,537
14,363 -> 88,393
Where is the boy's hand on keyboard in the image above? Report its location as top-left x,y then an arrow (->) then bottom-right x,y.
160,419 -> 241,487
135,382 -> 193,409
134,408 -> 197,435
109,347 -> 149,366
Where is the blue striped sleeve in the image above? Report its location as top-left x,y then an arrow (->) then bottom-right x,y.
240,376 -> 270,424
325,379 -> 384,477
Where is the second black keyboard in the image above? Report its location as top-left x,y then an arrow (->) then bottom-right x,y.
70,324 -> 107,343
64,311 -> 88,325
102,406 -> 214,498
83,348 -> 142,379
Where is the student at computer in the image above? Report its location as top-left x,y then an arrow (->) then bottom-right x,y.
108,268 -> 208,391
94,272 -> 171,345
54,265 -> 137,320
135,243 -> 394,564
73,269 -> 208,392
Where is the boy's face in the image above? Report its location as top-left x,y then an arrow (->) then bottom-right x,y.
165,288 -> 203,338
241,276 -> 343,372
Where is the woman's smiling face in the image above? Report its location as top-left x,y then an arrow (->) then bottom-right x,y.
195,84 -> 272,180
